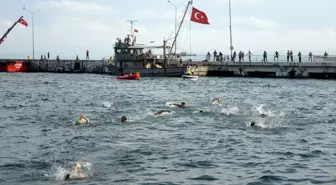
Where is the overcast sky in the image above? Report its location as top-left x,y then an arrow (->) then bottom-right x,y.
0,0 -> 335,59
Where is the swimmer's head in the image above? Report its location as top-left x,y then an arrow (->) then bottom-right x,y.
260,114 -> 267,118
64,173 -> 70,181
199,110 -> 204,113
121,116 -> 127,123
212,98 -> 220,103
250,122 -> 256,127
181,102 -> 186,107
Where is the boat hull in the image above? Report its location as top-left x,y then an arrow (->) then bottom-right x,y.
117,73 -> 140,80
1,61 -> 28,72
182,75 -> 199,80
113,67 -> 186,77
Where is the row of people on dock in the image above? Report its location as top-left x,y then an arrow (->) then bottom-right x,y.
206,50 -> 329,63
37,50 -> 91,61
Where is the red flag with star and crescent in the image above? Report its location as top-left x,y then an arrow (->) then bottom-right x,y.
190,7 -> 209,25
18,17 -> 28,27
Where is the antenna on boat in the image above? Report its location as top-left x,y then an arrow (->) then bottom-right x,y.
127,20 -> 138,37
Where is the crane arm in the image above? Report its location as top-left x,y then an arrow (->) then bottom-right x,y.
0,16 -> 23,44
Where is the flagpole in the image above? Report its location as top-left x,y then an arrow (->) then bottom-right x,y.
23,6 -> 41,61
190,1 -> 193,60
127,20 -> 138,37
168,1 -> 183,58
168,1 -> 192,61
229,0 -> 233,61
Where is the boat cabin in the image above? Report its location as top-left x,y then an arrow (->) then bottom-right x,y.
113,36 -> 169,69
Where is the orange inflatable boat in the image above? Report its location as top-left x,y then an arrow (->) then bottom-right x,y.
117,72 -> 140,80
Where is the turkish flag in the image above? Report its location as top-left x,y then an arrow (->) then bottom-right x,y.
134,29 -> 138,33
18,17 -> 28,27
190,7 -> 209,25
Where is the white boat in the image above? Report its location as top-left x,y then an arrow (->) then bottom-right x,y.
182,75 -> 199,80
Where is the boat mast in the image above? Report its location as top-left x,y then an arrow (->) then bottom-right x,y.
169,0 -> 193,60
127,20 -> 138,37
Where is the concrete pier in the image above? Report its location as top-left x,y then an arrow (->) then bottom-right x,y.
191,62 -> 336,78
1,59 -> 336,79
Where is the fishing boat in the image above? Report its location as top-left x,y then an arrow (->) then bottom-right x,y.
112,1 -> 197,77
116,72 -> 140,80
0,61 -> 28,72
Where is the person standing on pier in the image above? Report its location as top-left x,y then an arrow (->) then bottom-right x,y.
233,51 -> 237,62
324,51 -> 328,57
238,51 -> 242,62
47,52 -> 50,59
298,51 -> 302,63
213,50 -> 217,61
309,52 -> 313,62
274,51 -> 279,62
247,50 -> 253,62
242,51 -> 245,62
86,49 -> 89,60
290,50 -> 293,62
287,50 -> 290,62
262,51 -> 267,62
56,55 -> 60,67
206,52 -> 211,61
219,52 -> 223,61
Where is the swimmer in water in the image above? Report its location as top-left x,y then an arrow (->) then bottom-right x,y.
72,161 -> 82,173
75,114 -> 89,126
260,113 -> 267,118
169,102 -> 186,108
212,98 -> 221,104
64,161 -> 85,181
250,122 -> 256,127
154,110 -> 172,115
121,116 -> 127,123
79,114 -> 89,123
